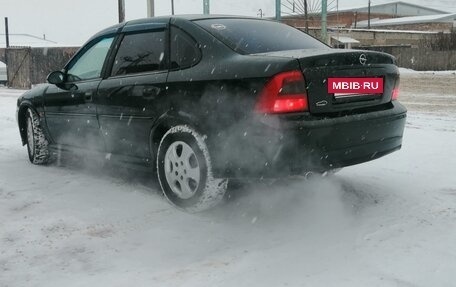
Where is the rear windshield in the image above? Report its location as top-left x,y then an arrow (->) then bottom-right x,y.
194,18 -> 328,54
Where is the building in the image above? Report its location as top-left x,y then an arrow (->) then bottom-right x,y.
281,1 -> 456,71
282,1 -> 449,29
343,1 -> 446,17
356,13 -> 456,32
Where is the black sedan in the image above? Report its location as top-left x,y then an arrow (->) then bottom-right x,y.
17,15 -> 406,211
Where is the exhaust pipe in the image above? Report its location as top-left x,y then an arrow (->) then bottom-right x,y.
304,171 -> 314,180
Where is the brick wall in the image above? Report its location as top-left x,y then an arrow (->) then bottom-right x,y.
282,12 -> 454,32
283,12 -> 407,29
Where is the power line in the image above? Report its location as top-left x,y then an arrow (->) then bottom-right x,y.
282,2 -> 301,15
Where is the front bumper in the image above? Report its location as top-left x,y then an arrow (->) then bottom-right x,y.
211,101 -> 407,178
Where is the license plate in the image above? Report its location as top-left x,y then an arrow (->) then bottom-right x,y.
328,77 -> 383,95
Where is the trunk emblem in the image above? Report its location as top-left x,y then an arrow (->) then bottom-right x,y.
359,54 -> 367,65
316,100 -> 328,107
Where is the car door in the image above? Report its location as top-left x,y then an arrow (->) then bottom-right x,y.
96,23 -> 168,161
44,36 -> 115,150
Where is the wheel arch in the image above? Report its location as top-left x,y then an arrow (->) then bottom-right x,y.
149,111 -> 202,167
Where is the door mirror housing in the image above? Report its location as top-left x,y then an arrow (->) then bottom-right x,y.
47,71 -> 65,85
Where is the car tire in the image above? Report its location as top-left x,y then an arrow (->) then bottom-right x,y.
156,125 -> 228,212
26,108 -> 51,164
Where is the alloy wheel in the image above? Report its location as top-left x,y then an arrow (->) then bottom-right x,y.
164,141 -> 201,199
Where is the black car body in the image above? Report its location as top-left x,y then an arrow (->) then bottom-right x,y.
17,15 -> 406,211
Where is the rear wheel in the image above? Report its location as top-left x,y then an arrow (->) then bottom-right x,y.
156,125 -> 227,212
26,109 -> 51,164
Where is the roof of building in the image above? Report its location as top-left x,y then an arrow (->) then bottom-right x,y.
356,13 -> 456,28
330,35 -> 360,44
339,1 -> 447,15
0,33 -> 61,48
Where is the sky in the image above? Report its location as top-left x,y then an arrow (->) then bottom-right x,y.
0,0 -> 455,45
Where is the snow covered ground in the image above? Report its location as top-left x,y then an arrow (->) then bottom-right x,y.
1,73 -> 456,287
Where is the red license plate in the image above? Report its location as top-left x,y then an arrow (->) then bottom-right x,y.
328,77 -> 383,94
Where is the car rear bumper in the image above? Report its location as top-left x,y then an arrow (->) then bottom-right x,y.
211,101 -> 407,178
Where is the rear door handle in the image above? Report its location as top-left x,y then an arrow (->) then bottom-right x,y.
84,92 -> 93,102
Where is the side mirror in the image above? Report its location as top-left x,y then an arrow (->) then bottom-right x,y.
47,71 -> 65,85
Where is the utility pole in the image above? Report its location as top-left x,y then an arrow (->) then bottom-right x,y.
203,0 -> 210,14
118,0 -> 125,23
321,0 -> 327,43
304,0 -> 309,33
171,0 -> 175,15
4,17 -> 9,87
354,11 -> 358,28
368,0 -> 371,29
275,0 -> 281,21
4,17 -> 9,48
147,0 -> 155,17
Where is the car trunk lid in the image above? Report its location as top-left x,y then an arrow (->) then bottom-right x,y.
255,49 -> 399,114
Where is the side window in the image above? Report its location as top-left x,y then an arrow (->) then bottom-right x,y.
111,31 -> 165,76
170,26 -> 201,69
67,37 -> 114,81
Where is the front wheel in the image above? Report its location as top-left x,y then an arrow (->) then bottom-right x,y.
26,109 -> 51,164
156,125 -> 227,212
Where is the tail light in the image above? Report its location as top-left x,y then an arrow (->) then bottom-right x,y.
392,88 -> 399,100
391,78 -> 400,101
255,70 -> 308,114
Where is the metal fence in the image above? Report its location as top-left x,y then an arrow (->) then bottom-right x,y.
1,42 -> 455,89
0,46 -> 79,89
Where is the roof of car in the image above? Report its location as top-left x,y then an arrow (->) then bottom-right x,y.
88,15 -> 262,43
123,14 -> 261,27
130,14 -> 257,22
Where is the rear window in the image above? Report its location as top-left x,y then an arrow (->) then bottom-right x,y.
194,18 -> 328,54
111,31 -> 165,76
